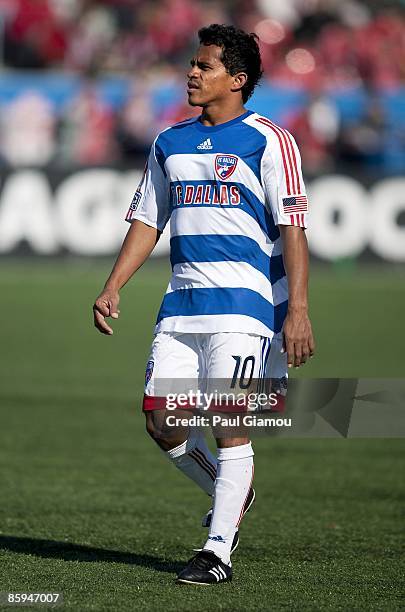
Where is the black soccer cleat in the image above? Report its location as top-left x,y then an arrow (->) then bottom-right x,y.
202,487 -> 256,528
176,550 -> 232,585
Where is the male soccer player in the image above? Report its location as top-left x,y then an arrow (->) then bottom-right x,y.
93,24 -> 315,585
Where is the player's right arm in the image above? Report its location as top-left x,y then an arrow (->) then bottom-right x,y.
93,221 -> 159,335
93,137 -> 169,335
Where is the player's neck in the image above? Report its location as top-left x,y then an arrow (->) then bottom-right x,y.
200,103 -> 247,127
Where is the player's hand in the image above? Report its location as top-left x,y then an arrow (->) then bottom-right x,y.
93,290 -> 120,335
281,308 -> 315,368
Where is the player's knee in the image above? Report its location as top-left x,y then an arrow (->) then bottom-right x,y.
145,412 -> 158,440
144,411 -> 188,451
144,412 -> 170,447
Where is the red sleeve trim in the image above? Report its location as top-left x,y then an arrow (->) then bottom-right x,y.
289,213 -> 306,227
255,117 -> 300,194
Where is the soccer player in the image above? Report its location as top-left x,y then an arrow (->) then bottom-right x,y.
93,24 -> 315,585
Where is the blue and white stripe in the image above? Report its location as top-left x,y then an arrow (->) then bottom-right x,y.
131,111 -> 294,338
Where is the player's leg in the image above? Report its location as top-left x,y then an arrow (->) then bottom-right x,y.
201,333 -> 269,564
176,334 -> 265,584
203,436 -> 254,561
143,332 -> 217,496
145,410 -> 217,495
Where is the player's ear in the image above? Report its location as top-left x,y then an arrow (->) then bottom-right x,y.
231,72 -> 248,94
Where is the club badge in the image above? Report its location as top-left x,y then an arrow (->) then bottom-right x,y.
214,154 -> 238,180
130,161 -> 148,211
129,190 -> 141,212
145,360 -> 154,385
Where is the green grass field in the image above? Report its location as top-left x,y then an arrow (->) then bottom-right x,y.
0,260 -> 404,611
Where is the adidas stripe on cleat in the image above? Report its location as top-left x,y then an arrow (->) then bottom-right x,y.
176,550 -> 232,585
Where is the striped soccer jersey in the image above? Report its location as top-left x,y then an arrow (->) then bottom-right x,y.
126,110 -> 309,339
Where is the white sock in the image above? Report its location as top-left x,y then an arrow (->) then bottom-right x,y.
166,428 -> 217,496
203,442 -> 254,565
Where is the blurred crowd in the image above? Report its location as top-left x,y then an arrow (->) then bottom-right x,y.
0,0 -> 404,173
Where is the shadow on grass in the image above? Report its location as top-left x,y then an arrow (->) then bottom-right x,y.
0,535 -> 183,574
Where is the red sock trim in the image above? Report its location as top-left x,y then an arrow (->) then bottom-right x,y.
236,465 -> 255,527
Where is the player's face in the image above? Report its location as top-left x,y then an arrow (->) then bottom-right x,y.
187,45 -> 237,107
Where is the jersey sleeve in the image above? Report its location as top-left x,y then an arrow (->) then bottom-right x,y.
125,139 -> 170,231
262,130 -> 309,229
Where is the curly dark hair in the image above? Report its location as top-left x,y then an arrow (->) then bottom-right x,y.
198,24 -> 263,102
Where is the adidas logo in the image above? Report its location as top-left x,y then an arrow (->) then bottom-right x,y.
197,138 -> 213,150
208,535 -> 226,543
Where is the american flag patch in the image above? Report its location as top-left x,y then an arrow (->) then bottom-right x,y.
282,195 -> 308,213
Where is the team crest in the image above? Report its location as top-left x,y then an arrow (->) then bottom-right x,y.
129,190 -> 141,212
145,360 -> 154,385
130,161 -> 148,211
214,154 -> 238,180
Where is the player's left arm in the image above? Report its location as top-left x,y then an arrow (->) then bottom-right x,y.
279,225 -> 315,368
261,125 -> 315,367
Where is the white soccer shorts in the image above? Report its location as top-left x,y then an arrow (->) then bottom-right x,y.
142,331 -> 287,411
